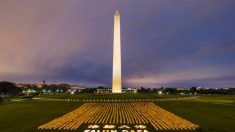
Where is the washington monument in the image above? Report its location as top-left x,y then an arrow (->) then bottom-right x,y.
112,10 -> 122,93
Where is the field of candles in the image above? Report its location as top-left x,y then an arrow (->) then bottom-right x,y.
38,102 -> 199,131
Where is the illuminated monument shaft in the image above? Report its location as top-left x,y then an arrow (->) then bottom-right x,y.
112,10 -> 122,93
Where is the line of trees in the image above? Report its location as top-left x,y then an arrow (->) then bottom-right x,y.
137,87 -> 235,95
1,80 -> 235,102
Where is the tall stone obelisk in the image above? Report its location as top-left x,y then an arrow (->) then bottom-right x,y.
112,10 -> 122,93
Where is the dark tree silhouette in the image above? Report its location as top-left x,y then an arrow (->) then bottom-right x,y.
0,81 -> 21,96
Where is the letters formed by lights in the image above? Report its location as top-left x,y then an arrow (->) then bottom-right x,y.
84,125 -> 148,132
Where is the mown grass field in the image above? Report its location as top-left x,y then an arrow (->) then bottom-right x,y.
0,101 -> 82,132
157,95 -> 235,132
0,94 -> 234,132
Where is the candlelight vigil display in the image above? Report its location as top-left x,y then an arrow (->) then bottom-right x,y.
1,1 -> 235,132
38,102 -> 199,131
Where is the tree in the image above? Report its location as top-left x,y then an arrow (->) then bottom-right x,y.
164,88 -> 177,94
0,81 -> 22,96
190,87 -> 197,94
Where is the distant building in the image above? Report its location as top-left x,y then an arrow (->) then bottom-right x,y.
36,83 -> 43,88
96,87 -> 111,94
15,83 -> 24,88
70,85 -> 88,93
123,88 -> 137,93
176,88 -> 189,91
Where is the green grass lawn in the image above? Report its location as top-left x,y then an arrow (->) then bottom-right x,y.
156,96 -> 235,132
0,101 -> 82,132
197,95 -> 235,105
0,94 -> 235,132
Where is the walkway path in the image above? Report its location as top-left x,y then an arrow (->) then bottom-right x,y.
33,96 -> 199,102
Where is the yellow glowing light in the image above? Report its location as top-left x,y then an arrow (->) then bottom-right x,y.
112,10 -> 122,93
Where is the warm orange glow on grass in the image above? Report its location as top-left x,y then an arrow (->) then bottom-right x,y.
38,102 -> 199,130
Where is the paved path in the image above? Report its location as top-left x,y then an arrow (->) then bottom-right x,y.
33,96 -> 199,102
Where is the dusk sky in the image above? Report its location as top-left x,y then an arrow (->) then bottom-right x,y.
0,0 -> 235,88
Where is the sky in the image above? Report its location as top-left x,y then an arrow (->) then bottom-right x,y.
0,0 -> 235,88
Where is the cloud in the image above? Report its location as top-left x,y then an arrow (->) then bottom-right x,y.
0,1 -> 91,77
0,0 -> 235,87
125,66 -> 235,87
